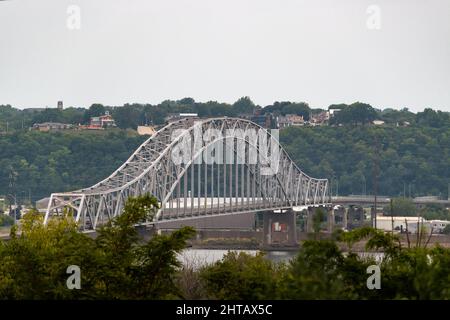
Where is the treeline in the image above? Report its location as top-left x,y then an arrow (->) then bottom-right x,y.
1,98 -> 449,131
2,195 -> 450,300
281,125 -> 450,197
0,97 -> 256,131
0,124 -> 448,203
0,130 -> 146,202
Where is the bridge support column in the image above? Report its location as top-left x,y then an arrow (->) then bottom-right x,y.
263,209 -> 297,247
306,207 -> 315,233
343,207 -> 348,230
333,206 -> 347,230
327,207 -> 335,233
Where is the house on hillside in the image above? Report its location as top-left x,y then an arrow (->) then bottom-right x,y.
79,111 -> 116,130
137,125 -> 157,136
90,111 -> 116,128
277,114 -> 305,128
372,120 -> 385,126
164,113 -> 198,123
31,122 -> 73,132
310,111 -> 330,126
329,108 -> 341,117
396,121 -> 411,127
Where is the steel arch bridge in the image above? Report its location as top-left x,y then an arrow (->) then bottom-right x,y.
45,117 -> 330,231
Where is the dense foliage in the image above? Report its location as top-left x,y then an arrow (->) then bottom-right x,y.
0,130 -> 146,202
197,228 -> 450,300
0,194 -> 195,299
281,125 -> 450,197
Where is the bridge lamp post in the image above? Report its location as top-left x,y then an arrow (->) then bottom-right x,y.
330,176 -> 333,198
362,174 -> 367,196
331,176 -> 339,198
6,194 -> 17,225
336,177 -> 339,197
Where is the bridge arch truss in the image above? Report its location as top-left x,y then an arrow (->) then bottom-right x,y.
45,118 -> 329,230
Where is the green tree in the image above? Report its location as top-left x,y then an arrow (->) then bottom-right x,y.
0,195 -> 195,299
312,208 -> 325,236
443,225 -> 450,235
83,104 -> 106,123
384,197 -> 417,216
416,108 -> 450,128
200,251 -> 281,300
0,215 -> 14,227
330,102 -> 377,126
232,97 -> 255,115
112,104 -> 144,129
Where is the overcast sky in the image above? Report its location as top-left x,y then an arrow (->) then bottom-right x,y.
1,0 -> 449,112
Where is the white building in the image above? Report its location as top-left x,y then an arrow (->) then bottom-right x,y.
165,113 -> 199,123
408,220 -> 450,234
377,216 -> 450,234
372,120 -> 385,126
137,125 -> 156,136
376,216 -> 425,232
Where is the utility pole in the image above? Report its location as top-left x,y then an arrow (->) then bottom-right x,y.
330,177 -> 333,199
8,168 -> 18,224
390,198 -> 394,236
328,180 -> 332,203
336,179 -> 339,198
372,134 -> 380,229
362,174 -> 367,196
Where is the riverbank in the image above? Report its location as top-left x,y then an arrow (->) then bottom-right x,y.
187,232 -> 450,252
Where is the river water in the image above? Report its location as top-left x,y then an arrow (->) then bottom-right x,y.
178,249 -> 383,267
178,249 -> 297,267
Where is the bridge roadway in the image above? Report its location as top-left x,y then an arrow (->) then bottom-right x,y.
332,196 -> 450,206
157,197 -> 320,223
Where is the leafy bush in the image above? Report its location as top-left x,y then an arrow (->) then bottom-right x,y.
0,214 -> 14,227
0,194 -> 195,299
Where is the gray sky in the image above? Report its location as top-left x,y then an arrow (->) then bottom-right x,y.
1,0 -> 449,112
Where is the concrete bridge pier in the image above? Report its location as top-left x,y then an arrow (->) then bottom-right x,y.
263,209 -> 297,247
306,206 -> 333,233
327,207 -> 335,232
306,207 -> 315,233
333,206 -> 347,230
343,207 -> 348,229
